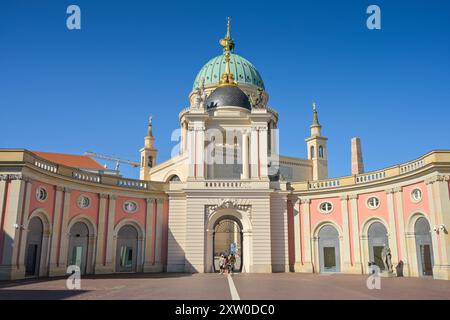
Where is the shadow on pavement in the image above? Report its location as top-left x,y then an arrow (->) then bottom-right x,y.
0,272 -> 195,289
0,289 -> 89,300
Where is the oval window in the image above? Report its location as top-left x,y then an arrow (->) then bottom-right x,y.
319,202 -> 333,214
77,195 -> 91,209
411,188 -> 422,203
36,187 -> 48,202
366,197 -> 380,210
123,201 -> 138,213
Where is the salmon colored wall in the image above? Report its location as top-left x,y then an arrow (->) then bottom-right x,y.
114,196 -> 146,228
310,197 -> 342,234
68,190 -> 99,225
357,191 -> 389,228
28,180 -> 56,220
402,182 -> 429,224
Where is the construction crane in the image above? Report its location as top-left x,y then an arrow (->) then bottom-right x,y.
84,151 -> 140,172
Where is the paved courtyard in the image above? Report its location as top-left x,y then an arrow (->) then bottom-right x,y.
0,273 -> 449,300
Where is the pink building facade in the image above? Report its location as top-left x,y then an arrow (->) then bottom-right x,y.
0,149 -> 449,280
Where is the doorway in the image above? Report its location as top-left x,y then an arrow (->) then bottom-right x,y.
318,225 -> 340,273
68,222 -> 89,275
213,218 -> 243,273
368,222 -> 389,271
415,217 -> 433,276
116,225 -> 138,272
25,217 -> 43,277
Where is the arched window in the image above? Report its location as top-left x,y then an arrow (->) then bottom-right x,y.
147,156 -> 153,168
318,146 -> 324,158
211,136 -> 216,158
310,146 -> 315,159
169,175 -> 181,182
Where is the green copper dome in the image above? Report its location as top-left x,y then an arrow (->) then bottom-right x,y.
193,53 -> 265,90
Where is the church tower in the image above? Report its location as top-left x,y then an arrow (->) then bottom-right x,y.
140,116 -> 158,180
305,102 -> 328,180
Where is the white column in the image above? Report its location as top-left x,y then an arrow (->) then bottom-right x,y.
394,187 -> 409,276
94,193 -> 108,273
340,195 -> 353,273
386,188 -> 399,268
196,125 -> 206,179
48,186 -> 64,276
430,175 -> 450,280
241,131 -> 249,179
205,229 -> 214,272
293,198 -> 302,271
349,194 -> 362,273
300,198 -> 313,272
154,199 -> 164,267
258,126 -> 268,177
12,177 -> 30,279
2,177 -> 25,269
250,126 -> 259,178
57,187 -> 72,273
104,195 -> 116,272
187,125 -> 196,177
144,198 -> 156,271
242,230 -> 253,273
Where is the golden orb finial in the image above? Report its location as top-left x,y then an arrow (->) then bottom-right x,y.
219,17 -> 237,86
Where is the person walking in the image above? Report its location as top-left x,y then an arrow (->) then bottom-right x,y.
219,254 -> 226,274
229,254 -> 236,274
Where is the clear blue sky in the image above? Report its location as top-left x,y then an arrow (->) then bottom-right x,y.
1,0 -> 449,179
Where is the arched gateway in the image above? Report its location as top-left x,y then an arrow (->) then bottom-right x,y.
212,217 -> 243,272
205,206 -> 252,273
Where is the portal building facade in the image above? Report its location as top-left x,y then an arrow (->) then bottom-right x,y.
1,20 -> 449,280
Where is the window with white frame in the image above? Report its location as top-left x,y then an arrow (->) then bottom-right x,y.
319,201 -> 333,214
411,188 -> 422,202
36,187 -> 47,202
366,196 -> 380,209
77,195 -> 91,209
123,201 -> 138,213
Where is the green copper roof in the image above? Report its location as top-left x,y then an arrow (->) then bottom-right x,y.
193,53 -> 264,90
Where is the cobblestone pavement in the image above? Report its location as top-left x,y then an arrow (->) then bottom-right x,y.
0,273 -> 449,300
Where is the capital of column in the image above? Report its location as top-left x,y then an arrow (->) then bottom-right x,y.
55,185 -> 65,192
340,194 -> 349,201
300,198 -> 311,204
393,186 -> 403,193
251,125 -> 267,131
425,175 -> 446,185
146,198 -> 156,204
99,193 -> 109,199
5,174 -> 24,181
109,194 -> 117,200
385,188 -> 395,194
63,187 -> 72,193
188,124 -> 205,131
292,197 -> 301,207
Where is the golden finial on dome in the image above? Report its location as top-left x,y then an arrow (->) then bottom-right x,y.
219,17 -> 237,86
